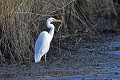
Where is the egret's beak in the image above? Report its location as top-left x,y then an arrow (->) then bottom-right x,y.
54,19 -> 62,22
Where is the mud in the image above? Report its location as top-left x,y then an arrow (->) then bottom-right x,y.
0,35 -> 120,80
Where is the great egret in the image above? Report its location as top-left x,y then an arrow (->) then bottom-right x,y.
34,17 -> 62,63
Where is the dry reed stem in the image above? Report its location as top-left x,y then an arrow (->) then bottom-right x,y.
0,0 -> 118,64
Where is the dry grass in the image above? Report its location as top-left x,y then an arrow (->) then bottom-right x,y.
0,0 -> 118,64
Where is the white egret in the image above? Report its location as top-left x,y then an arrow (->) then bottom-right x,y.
34,17 -> 62,63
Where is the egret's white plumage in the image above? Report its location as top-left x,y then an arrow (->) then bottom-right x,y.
34,17 -> 62,63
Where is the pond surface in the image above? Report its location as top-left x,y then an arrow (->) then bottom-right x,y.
0,35 -> 120,80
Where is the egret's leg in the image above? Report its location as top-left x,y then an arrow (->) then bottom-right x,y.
45,53 -> 47,63
45,53 -> 47,74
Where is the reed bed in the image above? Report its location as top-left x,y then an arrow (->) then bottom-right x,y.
0,0 -> 118,64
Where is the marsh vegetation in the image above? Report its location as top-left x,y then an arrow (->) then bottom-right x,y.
0,0 -> 120,79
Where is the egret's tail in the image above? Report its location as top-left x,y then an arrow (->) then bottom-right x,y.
34,53 -> 42,63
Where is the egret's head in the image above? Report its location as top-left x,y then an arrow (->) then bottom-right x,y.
46,17 -> 62,28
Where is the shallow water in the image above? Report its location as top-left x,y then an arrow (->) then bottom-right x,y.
102,36 -> 120,55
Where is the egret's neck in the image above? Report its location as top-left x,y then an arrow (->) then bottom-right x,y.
47,22 -> 55,39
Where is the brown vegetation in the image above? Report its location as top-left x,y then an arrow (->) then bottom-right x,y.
0,0 -> 119,65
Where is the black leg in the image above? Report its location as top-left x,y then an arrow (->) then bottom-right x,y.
45,53 -> 47,74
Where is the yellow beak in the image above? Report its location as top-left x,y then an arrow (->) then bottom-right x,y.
54,19 -> 62,22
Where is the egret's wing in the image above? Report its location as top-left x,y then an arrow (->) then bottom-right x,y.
34,31 -> 49,63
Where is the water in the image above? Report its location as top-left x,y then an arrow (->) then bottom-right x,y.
102,36 -> 120,55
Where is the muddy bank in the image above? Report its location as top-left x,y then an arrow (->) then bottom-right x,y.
0,35 -> 120,80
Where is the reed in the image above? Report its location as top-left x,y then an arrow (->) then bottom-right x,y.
0,0 -> 117,64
